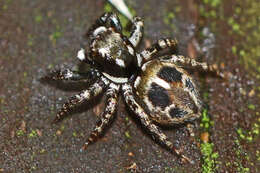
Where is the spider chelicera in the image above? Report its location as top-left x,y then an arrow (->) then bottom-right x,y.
46,12 -> 223,163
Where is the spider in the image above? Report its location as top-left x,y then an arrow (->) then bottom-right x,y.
46,12 -> 223,163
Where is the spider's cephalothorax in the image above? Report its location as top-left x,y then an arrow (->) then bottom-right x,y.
85,12 -> 142,81
46,12 -> 224,163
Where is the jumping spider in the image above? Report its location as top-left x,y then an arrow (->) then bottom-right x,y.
46,12 -> 223,163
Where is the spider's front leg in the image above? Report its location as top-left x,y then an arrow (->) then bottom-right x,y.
163,55 -> 225,78
46,47 -> 99,82
128,17 -> 144,47
137,38 -> 178,66
47,68 -> 100,81
82,83 -> 120,150
122,84 -> 193,164
53,76 -> 110,123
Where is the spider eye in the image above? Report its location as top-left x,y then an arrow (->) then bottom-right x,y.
102,13 -> 122,32
108,14 -> 122,32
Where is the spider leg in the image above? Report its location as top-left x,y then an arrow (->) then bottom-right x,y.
122,83 -> 193,163
47,68 -> 100,81
137,38 -> 178,67
129,17 -> 144,47
81,83 -> 120,150
163,55 -> 225,78
53,76 -> 110,123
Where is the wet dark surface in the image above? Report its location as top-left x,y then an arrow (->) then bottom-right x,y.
1,0 -> 259,172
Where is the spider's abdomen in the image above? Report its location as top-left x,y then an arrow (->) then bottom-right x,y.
134,59 -> 202,125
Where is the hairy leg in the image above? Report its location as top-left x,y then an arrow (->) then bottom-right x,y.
129,17 -> 144,47
137,38 -> 178,67
53,77 -> 110,123
47,68 -> 100,81
122,83 -> 192,163
162,55 -> 225,78
81,83 -> 120,150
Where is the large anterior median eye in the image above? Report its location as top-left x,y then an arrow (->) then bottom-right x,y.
109,14 -> 122,32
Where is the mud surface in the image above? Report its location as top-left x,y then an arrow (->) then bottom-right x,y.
0,0 -> 259,172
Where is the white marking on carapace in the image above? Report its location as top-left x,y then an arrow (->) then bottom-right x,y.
77,48 -> 85,61
93,26 -> 107,37
102,72 -> 128,83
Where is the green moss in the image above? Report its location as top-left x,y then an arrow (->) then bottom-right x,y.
163,15 -> 174,27
35,15 -> 43,23
200,109 -> 211,130
60,124 -> 65,131
104,3 -> 113,12
125,131 -> 131,139
2,0 -> 12,10
28,130 -> 37,138
27,34 -> 34,47
201,142 -> 219,173
229,0 -> 260,77
247,104 -> 256,110
163,10 -> 178,32
237,123 -> 259,142
50,30 -> 62,43
16,129 -> 25,137
200,109 -> 219,172
203,0 -> 221,7
257,150 -> 260,161
233,139 -> 251,173
39,149 -> 46,154
252,123 -> 259,135
232,46 -> 237,54
72,132 -> 77,137
237,128 -> 246,140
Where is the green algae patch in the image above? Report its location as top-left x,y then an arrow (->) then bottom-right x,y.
228,0 -> 260,78
236,123 -> 259,142
200,109 -> 219,173
16,129 -> 25,137
201,142 -> 219,173
28,129 -> 38,138
233,140 -> 251,173
124,131 -> 131,139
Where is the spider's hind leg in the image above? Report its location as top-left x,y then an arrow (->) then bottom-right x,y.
122,83 -> 193,163
82,83 -> 120,150
137,38 -> 178,66
163,55 -> 226,78
53,77 -> 109,123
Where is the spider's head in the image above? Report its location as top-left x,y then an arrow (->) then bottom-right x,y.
83,13 -> 138,80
